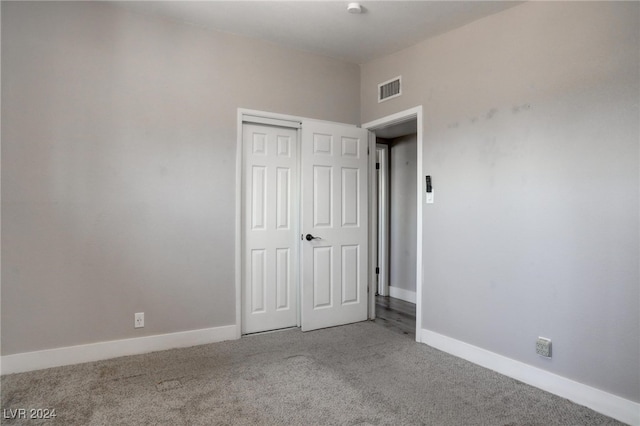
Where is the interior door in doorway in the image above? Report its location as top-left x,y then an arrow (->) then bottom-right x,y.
300,121 -> 369,331
242,123 -> 298,334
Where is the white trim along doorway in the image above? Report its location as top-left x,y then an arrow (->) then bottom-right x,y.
235,109 -> 375,337
375,143 -> 390,297
362,106 -> 424,343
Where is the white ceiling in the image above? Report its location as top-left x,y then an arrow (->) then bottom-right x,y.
115,1 -> 522,64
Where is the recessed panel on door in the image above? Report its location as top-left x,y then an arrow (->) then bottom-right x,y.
276,248 -> 290,310
313,133 -> 332,155
277,135 -> 291,157
341,136 -> 359,158
251,166 -> 266,230
341,245 -> 359,304
251,249 -> 266,313
253,133 -> 267,155
342,167 -> 359,227
313,246 -> 332,308
313,166 -> 332,227
276,167 -> 290,230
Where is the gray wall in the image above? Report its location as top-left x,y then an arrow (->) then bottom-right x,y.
389,134 -> 417,294
1,1 -> 360,355
362,2 -> 639,402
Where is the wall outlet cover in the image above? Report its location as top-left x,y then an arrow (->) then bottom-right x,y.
426,191 -> 434,204
536,337 -> 552,358
134,312 -> 144,328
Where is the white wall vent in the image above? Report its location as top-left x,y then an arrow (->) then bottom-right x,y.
378,76 -> 402,103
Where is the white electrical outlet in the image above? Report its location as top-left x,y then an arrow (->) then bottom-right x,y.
426,191 -> 434,204
536,337 -> 551,358
134,312 -> 144,328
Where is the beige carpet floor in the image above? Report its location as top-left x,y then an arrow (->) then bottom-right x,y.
1,321 -> 624,425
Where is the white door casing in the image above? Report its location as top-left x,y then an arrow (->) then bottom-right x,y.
376,144 -> 390,297
300,121 -> 369,331
241,123 -> 298,334
362,106 -> 424,343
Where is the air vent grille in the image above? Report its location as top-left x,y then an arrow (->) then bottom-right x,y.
378,76 -> 402,103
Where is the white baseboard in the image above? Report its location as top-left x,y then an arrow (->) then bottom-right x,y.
388,286 -> 416,304
1,325 -> 238,375
421,329 -> 640,426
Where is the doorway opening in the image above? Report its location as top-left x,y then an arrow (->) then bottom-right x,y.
363,107 -> 423,342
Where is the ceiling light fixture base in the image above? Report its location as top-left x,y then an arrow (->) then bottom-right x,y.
347,2 -> 363,14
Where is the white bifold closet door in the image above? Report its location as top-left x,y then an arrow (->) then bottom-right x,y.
242,123 -> 298,334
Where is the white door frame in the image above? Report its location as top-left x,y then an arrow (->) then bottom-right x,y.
376,143 -> 390,297
235,108 -> 374,337
362,106 -> 423,343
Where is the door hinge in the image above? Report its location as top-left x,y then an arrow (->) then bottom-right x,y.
375,267 -> 379,274
376,163 -> 380,170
